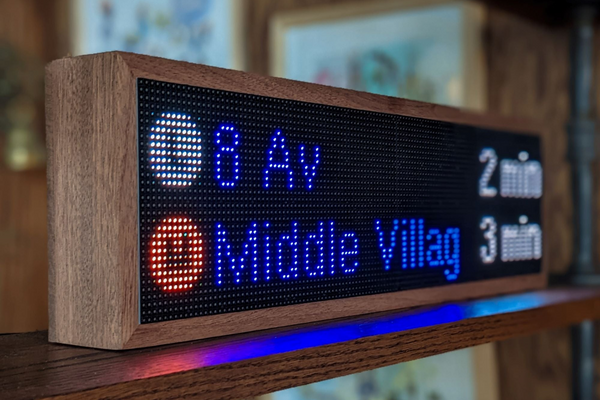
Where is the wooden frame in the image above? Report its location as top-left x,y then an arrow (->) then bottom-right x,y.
270,0 -> 487,111
46,51 -> 546,350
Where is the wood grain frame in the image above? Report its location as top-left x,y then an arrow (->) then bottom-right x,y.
46,51 -> 547,350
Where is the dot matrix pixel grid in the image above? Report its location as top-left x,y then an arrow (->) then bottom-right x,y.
137,78 -> 542,324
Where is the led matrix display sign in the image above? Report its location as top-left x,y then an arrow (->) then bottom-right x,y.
137,79 -> 543,324
47,53 -> 548,349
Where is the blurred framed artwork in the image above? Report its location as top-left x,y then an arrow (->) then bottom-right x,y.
70,0 -> 245,70
257,344 -> 499,400
270,0 -> 486,110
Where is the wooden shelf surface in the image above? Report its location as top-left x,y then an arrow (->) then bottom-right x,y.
2,286 -> 600,400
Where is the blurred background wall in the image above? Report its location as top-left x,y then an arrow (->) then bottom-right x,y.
0,0 -> 596,399
0,0 -> 68,333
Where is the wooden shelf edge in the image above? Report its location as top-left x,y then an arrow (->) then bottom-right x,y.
2,286 -> 600,400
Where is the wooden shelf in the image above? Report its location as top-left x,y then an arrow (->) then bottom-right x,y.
2,286 -> 600,400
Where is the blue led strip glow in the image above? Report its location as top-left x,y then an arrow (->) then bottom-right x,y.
148,113 -> 201,187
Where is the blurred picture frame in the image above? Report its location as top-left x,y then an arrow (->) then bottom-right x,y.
270,0 -> 486,110
69,0 -> 245,70
258,344 -> 499,400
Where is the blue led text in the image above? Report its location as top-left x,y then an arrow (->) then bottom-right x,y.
375,219 -> 399,270
262,130 -> 321,190
214,125 -> 241,188
299,145 -> 320,190
149,115 -> 323,190
215,220 -> 358,285
375,219 -> 461,281
264,131 -> 294,189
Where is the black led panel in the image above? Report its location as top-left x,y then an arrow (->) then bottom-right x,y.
137,78 -> 542,324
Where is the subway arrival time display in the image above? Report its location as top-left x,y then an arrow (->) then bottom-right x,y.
47,52 -> 546,349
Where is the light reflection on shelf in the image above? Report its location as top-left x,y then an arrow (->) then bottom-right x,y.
119,289 -> 569,380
